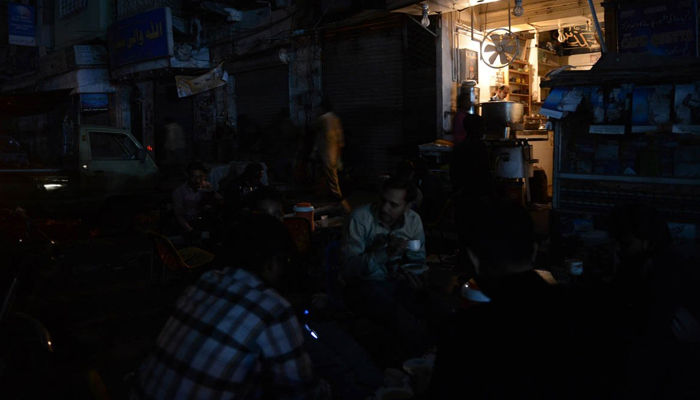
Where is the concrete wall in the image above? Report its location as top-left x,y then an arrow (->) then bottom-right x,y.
439,10 -> 506,137
563,52 -> 602,71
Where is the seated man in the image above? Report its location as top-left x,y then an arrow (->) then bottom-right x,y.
339,176 -> 440,358
172,160 -> 220,244
132,215 -> 330,400
430,201 -> 585,399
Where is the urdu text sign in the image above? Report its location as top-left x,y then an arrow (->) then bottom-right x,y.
8,2 -> 35,46
618,1 -> 697,57
108,8 -> 174,68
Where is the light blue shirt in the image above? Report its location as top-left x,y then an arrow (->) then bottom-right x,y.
340,203 -> 425,281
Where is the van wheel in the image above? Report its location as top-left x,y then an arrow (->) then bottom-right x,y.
98,199 -> 134,236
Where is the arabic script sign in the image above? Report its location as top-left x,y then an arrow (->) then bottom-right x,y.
108,7 -> 173,68
560,26 -> 601,55
618,1 -> 697,57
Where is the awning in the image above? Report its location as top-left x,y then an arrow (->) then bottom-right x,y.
388,0 -> 502,15
40,68 -> 116,94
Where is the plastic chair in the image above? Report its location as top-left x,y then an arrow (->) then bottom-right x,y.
147,230 -> 215,284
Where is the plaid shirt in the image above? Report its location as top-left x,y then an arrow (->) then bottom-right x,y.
132,268 -> 327,400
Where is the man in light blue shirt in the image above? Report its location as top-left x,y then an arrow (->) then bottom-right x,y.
340,181 -> 426,281
339,176 -> 435,357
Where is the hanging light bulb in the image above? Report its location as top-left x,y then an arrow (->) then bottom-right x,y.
513,0 -> 524,17
586,19 -> 591,31
421,4 -> 430,28
557,22 -> 566,42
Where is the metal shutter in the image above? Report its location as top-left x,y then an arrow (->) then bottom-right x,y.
235,65 -> 290,143
322,20 -> 405,179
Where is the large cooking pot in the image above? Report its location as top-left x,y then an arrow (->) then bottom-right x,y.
479,101 -> 525,136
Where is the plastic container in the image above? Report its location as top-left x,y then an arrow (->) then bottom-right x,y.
293,203 -> 315,231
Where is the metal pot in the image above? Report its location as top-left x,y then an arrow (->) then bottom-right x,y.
479,101 -> 525,136
460,81 -> 480,104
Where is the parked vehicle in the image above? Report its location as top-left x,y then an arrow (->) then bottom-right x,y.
0,125 -> 164,233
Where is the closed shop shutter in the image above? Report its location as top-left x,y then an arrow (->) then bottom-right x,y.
235,65 -> 290,153
322,19 -> 405,179
322,16 -> 437,179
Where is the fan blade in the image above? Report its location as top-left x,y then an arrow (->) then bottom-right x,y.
503,44 -> 517,53
490,34 -> 502,46
489,52 -> 499,65
501,35 -> 514,46
499,52 -> 508,65
484,45 -> 497,53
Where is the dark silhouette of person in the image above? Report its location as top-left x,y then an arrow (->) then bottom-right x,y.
431,200 -> 584,399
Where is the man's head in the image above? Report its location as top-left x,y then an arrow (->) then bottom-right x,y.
378,176 -> 418,227
249,187 -> 284,221
185,161 -> 207,189
462,200 -> 536,280
242,162 -> 264,187
497,85 -> 511,100
224,214 -> 295,286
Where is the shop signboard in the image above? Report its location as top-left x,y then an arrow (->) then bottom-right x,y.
8,2 -> 36,46
81,94 -> 109,112
74,45 -> 109,66
618,1 -> 698,57
560,26 -> 602,55
108,7 -> 174,68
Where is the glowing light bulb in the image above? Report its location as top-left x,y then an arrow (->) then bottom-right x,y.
513,0 -> 524,17
420,4 -> 430,28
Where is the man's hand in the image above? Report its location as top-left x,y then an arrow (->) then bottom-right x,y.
387,235 -> 407,258
367,235 -> 388,253
403,270 -> 425,291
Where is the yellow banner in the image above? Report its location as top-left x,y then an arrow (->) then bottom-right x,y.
175,62 -> 228,98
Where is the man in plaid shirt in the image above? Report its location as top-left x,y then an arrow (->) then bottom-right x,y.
132,215 -> 330,399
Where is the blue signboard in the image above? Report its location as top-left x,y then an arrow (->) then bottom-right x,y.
8,2 -> 36,46
81,94 -> 110,112
108,7 -> 173,69
618,1 -> 698,57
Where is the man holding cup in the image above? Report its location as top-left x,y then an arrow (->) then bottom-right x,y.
339,176 -> 441,358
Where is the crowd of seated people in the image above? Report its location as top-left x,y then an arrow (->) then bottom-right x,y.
152,161 -> 699,399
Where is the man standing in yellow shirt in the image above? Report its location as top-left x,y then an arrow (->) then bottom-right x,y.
314,99 -> 345,200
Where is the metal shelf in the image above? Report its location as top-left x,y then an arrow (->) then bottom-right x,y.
558,173 -> 700,186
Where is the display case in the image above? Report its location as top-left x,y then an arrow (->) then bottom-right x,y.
548,55 -> 700,242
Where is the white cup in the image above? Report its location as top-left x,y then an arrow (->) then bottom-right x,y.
320,215 -> 329,227
566,259 -> 583,276
407,239 -> 421,252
